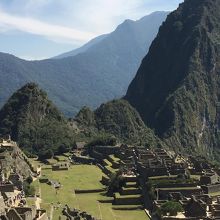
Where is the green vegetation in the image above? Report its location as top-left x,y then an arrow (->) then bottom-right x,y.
107,171 -> 125,196
85,134 -> 117,148
76,99 -> 162,146
160,201 -> 183,216
0,83 -> 76,159
0,83 -> 162,157
125,0 -> 220,159
36,164 -> 147,220
24,177 -> 36,197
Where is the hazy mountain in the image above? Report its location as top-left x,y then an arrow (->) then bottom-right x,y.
0,11 -> 168,117
126,0 -> 220,158
53,34 -> 108,59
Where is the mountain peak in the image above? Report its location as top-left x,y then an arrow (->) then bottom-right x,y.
126,0 -> 220,156
0,83 -> 75,158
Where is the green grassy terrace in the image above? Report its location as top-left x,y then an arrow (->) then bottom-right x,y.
31,162 -> 147,220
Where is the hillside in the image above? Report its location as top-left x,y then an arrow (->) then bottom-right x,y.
0,83 -> 75,159
0,12 -> 168,116
126,0 -> 220,158
75,99 -> 161,147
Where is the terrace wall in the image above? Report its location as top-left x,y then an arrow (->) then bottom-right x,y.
201,183 -> 220,194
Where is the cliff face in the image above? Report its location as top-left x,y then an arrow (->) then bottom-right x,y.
0,83 -> 75,158
126,0 -> 220,156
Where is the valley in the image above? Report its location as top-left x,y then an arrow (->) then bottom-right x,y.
1,0 -> 220,219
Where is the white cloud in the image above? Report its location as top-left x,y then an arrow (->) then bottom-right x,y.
0,0 -> 182,42
62,0 -> 146,33
0,9 -> 98,44
0,0 -> 183,59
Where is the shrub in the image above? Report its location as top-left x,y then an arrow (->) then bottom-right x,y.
160,201 -> 183,216
23,181 -> 36,197
107,170 -> 125,196
85,135 -> 117,148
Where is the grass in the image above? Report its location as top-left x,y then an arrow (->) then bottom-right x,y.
46,159 -> 58,165
105,165 -> 118,174
42,165 -> 103,190
158,187 -> 199,190
109,155 -> 120,162
104,159 -> 112,166
26,197 -> 36,207
36,164 -> 147,220
54,155 -> 69,162
191,175 -> 201,180
148,175 -> 177,180
115,193 -> 141,199
209,191 -> 220,197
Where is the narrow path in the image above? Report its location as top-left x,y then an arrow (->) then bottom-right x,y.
75,193 -> 80,210
35,197 -> 42,209
98,202 -> 103,220
50,204 -> 54,220
34,180 -> 42,209
72,189 -> 76,198
109,207 -> 117,220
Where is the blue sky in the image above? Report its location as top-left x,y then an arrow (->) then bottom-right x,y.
0,0 -> 183,60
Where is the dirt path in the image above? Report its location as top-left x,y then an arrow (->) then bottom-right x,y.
109,207 -> 117,220
35,197 -> 42,209
49,205 -> 54,220
98,202 -> 103,220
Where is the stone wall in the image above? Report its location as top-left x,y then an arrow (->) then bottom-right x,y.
93,146 -> 120,156
158,188 -> 203,200
201,183 -> 220,194
0,183 -> 14,192
72,155 -> 95,164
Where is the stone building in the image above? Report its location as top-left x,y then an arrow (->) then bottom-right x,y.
185,197 -> 207,218
52,162 -> 70,171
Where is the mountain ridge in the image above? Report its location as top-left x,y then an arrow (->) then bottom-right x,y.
0,11 -> 168,117
125,0 -> 220,158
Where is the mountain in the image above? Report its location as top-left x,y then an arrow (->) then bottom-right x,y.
53,34 -> 108,59
0,83 -> 75,159
0,11 -> 168,117
75,99 -> 161,147
126,0 -> 220,158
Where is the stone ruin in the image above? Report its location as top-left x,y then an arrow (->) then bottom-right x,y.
62,205 -> 100,220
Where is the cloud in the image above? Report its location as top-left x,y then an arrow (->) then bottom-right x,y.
0,9 -> 98,44
61,0 -> 147,33
0,0 -> 183,59
0,0 -> 183,41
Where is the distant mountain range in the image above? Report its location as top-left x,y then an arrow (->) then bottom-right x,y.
0,11 -> 168,117
0,82 -> 161,157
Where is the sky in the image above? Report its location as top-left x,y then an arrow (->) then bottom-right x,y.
0,0 -> 183,60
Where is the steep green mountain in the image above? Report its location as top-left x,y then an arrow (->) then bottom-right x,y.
0,12 -> 168,116
0,83 -> 75,158
75,100 -> 161,147
126,0 -> 220,157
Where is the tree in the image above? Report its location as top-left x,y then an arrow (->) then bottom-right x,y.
160,201 -> 183,216
23,181 -> 36,197
26,176 -> 33,184
58,144 -> 69,154
107,171 -> 125,196
38,149 -> 54,160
